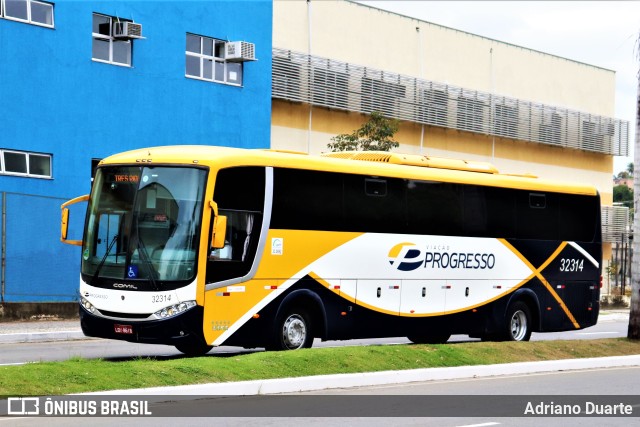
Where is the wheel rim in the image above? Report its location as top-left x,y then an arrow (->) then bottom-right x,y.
282,314 -> 306,349
510,309 -> 528,341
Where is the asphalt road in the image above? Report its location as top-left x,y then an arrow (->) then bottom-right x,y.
0,313 -> 629,365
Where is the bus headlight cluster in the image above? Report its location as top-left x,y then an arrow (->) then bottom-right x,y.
154,300 -> 197,319
80,297 -> 96,314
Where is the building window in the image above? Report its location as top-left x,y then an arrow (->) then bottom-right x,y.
582,120 -> 613,153
1,149 -> 52,178
494,103 -> 519,138
457,96 -> 486,134
417,88 -> 448,127
312,67 -> 348,109
92,13 -> 133,67
272,55 -> 301,100
361,77 -> 406,117
185,33 -> 243,86
1,0 -> 54,27
539,111 -> 562,145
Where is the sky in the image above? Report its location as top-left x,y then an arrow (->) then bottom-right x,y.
357,1 -> 640,174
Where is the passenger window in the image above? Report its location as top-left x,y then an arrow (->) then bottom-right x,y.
207,167 -> 265,283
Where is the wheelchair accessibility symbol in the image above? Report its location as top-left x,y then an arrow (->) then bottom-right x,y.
127,265 -> 138,278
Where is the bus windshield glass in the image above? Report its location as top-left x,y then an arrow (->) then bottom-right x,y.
81,166 -> 207,285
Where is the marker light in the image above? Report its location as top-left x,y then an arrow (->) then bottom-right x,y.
154,300 -> 197,319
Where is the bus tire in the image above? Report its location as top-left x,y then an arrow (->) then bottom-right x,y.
175,339 -> 213,357
501,301 -> 532,341
407,332 -> 451,344
268,307 -> 314,351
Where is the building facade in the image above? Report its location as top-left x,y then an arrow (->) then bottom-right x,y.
271,0 -> 630,277
0,0 -> 272,303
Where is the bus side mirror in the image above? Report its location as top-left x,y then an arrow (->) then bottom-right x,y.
209,201 -> 227,249
61,208 -> 70,240
60,195 -> 89,246
212,215 -> 227,249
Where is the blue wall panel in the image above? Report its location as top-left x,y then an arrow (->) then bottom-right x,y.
0,0 -> 273,302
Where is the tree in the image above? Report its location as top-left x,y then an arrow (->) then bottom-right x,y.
327,111 -> 400,152
628,162 -> 634,177
613,184 -> 633,208
629,48 -> 640,340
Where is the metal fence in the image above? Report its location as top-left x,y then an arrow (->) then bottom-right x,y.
601,205 -> 631,243
272,47 -> 629,157
0,192 -> 80,302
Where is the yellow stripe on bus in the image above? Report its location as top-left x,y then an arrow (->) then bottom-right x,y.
499,239 -> 580,329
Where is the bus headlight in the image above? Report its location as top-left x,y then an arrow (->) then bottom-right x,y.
80,297 -> 96,314
154,300 -> 197,319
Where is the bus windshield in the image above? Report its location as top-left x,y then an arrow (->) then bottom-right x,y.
82,166 -> 207,285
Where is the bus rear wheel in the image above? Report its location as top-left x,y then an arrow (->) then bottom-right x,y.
501,301 -> 532,341
267,307 -> 314,351
175,339 -> 213,356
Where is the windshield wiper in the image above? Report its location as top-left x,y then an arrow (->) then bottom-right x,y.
90,234 -> 118,287
136,233 -> 160,291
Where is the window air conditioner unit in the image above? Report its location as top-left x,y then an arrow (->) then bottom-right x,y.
113,21 -> 143,39
225,41 -> 256,62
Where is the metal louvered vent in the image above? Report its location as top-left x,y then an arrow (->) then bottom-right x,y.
272,48 -> 629,157
226,41 -> 256,62
322,152 -> 393,163
602,205 -> 631,243
113,21 -> 143,39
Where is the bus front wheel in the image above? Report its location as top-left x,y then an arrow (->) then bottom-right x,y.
175,339 -> 213,357
267,307 -> 314,351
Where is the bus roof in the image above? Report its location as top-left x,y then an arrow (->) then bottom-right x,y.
100,145 -> 598,196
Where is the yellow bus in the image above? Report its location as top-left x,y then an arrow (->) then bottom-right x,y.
61,146 -> 602,355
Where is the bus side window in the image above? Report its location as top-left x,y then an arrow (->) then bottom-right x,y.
518,192 -> 558,240
463,186 -> 487,236
209,210 -> 257,262
407,181 -> 462,236
344,175 -> 405,233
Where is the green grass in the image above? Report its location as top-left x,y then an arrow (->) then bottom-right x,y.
1,338 -> 639,396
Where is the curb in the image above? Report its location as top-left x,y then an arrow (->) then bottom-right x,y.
86,354 -> 640,397
0,331 -> 86,343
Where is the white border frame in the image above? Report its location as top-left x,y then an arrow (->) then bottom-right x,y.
0,149 -> 52,179
1,0 -> 55,28
185,33 -> 243,87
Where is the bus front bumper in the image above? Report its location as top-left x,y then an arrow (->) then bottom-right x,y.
79,305 -> 206,346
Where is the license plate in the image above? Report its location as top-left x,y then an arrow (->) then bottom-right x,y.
114,324 -> 133,334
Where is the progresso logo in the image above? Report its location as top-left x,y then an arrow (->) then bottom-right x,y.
388,243 -> 424,271
388,242 -> 496,272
